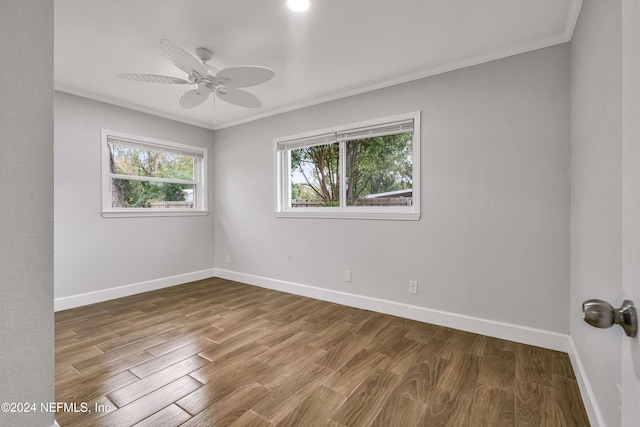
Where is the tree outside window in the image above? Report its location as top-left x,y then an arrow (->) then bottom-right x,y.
289,134 -> 412,207
110,144 -> 195,208
101,130 -> 207,217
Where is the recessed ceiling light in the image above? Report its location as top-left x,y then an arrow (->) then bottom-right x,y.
287,0 -> 310,12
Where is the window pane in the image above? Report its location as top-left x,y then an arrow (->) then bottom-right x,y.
345,133 -> 413,206
111,179 -> 194,208
290,143 -> 339,207
109,144 -> 195,180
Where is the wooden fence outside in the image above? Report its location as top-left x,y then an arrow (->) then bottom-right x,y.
149,201 -> 194,208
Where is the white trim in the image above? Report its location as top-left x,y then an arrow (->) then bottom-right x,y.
52,267 -> 581,367
273,112 -> 419,147
274,111 -> 420,221
106,134 -> 205,159
568,337 -> 605,427
213,268 -> 569,352
56,266 -> 569,349
274,210 -> 419,221
217,35 -> 573,131
54,421 -> 60,427
109,174 -> 196,186
101,209 -> 209,218
54,1 -> 583,132
53,267 -> 590,420
365,189 -> 413,199
215,0 -> 583,130
54,86 -> 216,130
54,268 -> 216,312
101,129 -> 208,217
564,0 -> 584,43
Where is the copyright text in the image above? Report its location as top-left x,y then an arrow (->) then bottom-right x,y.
1,401 -> 112,414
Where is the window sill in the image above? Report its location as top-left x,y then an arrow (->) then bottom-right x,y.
275,209 -> 420,221
102,210 -> 209,218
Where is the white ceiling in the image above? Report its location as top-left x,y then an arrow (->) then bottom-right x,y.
54,0 -> 582,130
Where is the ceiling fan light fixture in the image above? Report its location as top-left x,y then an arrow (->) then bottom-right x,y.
287,0 -> 310,12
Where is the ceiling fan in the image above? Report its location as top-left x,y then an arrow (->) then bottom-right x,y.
119,39 -> 274,109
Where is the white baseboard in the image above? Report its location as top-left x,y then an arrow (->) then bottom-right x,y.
568,337 -> 604,427
54,266 -> 569,352
213,268 -> 570,352
54,268 -> 217,312
53,267 -> 589,423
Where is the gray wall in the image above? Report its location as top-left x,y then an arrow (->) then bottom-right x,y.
570,1 -> 623,425
54,92 -> 215,300
0,1 -> 54,427
213,44 -> 571,334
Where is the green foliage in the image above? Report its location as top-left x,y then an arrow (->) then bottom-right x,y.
118,181 -> 189,208
109,144 -> 194,208
289,133 -> 412,206
345,133 -> 412,205
110,145 -> 194,180
291,143 -> 340,206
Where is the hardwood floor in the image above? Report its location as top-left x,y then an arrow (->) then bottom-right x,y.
55,278 -> 590,426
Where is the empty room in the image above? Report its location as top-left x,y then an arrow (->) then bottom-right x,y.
2,0 -> 640,426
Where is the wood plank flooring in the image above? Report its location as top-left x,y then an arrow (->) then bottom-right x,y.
55,278 -> 590,426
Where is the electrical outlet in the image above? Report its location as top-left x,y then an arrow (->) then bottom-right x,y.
344,270 -> 352,283
409,280 -> 418,294
225,254 -> 230,264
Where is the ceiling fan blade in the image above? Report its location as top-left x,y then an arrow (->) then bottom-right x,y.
160,39 -> 208,79
179,89 -> 210,109
215,66 -> 275,88
118,74 -> 190,84
216,87 -> 262,108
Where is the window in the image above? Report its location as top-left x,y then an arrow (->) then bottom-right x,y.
101,130 -> 208,217
275,112 -> 420,220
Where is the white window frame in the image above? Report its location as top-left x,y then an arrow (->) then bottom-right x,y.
274,111 -> 421,220
101,129 -> 208,218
